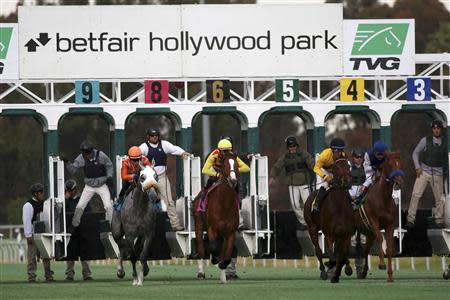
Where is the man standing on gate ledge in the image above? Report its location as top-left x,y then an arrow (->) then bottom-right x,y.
64,179 -> 93,281
139,128 -> 190,231
269,135 -> 315,230
406,120 -> 447,230
23,183 -> 54,283
64,141 -> 114,231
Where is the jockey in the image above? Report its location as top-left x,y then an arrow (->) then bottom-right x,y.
201,138 -> 250,195
351,140 -> 388,210
312,137 -> 346,212
114,146 -> 152,210
349,148 -> 366,209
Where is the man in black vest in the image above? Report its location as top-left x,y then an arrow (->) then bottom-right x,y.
406,120 -> 447,229
22,183 -> 54,282
349,148 -> 367,210
139,128 -> 190,231
269,136 -> 315,230
65,141 -> 114,230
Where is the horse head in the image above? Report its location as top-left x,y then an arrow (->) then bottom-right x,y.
332,158 -> 352,190
219,152 -> 239,189
381,151 -> 404,187
139,165 -> 159,191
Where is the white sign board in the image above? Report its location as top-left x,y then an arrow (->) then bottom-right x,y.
0,24 -> 19,81
343,19 -> 415,75
19,5 -> 343,79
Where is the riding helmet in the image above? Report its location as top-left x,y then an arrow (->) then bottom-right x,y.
146,128 -> 160,136
330,138 -> 345,150
218,139 -> 233,150
30,183 -> 44,194
430,119 -> 443,129
65,179 -> 77,191
128,146 -> 142,160
285,135 -> 298,148
219,134 -> 233,144
372,140 -> 388,154
351,148 -> 365,157
80,140 -> 94,153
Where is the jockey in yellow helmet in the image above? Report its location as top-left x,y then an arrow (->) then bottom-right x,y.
200,138 -> 250,197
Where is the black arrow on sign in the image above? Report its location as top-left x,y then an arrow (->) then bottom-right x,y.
25,39 -> 39,52
37,33 -> 51,46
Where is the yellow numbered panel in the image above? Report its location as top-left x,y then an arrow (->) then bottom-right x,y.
340,78 -> 365,102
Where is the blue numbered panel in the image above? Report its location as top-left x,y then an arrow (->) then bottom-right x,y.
407,77 -> 431,101
75,81 -> 100,104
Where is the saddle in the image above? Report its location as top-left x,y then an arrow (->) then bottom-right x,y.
196,181 -> 222,213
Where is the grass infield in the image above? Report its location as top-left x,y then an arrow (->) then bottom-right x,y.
0,260 -> 449,300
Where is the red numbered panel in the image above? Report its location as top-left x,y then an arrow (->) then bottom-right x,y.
144,80 -> 169,104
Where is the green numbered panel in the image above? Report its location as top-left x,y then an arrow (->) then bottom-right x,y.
275,79 -> 299,102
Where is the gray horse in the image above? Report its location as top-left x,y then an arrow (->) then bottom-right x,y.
111,166 -> 159,287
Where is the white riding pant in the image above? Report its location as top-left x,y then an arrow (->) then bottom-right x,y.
288,185 -> 310,225
72,184 -> 112,227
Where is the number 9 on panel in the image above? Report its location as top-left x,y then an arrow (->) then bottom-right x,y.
75,81 -> 100,104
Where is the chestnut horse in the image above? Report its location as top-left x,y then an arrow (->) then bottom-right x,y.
354,151 -> 404,282
193,152 -> 240,283
304,158 -> 356,283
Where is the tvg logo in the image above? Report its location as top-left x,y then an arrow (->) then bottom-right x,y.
350,23 -> 409,71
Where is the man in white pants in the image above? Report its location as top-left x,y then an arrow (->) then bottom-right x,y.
64,141 -> 114,230
269,136 -> 315,230
140,128 -> 190,231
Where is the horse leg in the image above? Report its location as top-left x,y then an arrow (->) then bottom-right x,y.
308,225 -> 327,280
355,231 -> 365,279
361,233 -> 375,279
197,259 -> 206,279
325,235 -> 336,274
385,224 -> 395,283
331,237 -> 350,284
131,258 -> 138,286
372,222 -> 386,270
207,229 -> 220,265
111,212 -> 125,279
218,234 -> 235,284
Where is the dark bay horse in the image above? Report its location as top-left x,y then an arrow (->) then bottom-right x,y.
304,158 -> 356,283
111,166 -> 159,287
354,151 -> 404,282
193,152 -> 240,283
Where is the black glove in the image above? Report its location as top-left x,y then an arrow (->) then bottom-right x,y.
133,173 -> 140,182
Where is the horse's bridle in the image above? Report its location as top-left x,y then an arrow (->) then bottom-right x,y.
218,155 -> 238,189
332,159 -> 352,190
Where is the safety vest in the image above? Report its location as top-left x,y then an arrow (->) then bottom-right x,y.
351,164 -> 365,185
283,152 -> 309,176
421,136 -> 445,167
26,198 -> 43,223
146,141 -> 167,167
84,150 -> 106,179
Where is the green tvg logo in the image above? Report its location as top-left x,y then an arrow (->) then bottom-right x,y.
352,23 -> 409,55
0,27 -> 14,59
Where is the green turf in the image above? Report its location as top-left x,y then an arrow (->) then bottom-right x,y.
0,262 -> 448,300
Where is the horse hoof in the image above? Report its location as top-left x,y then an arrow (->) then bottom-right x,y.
143,265 -> 149,277
443,271 -> 450,280
344,265 -> 353,276
387,278 -> 394,283
320,271 -> 328,280
197,272 -> 206,279
211,257 -> 219,265
330,277 -> 340,284
117,270 -> 125,279
356,267 -> 365,279
378,264 -> 387,270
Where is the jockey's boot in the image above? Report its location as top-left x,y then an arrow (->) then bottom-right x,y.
351,196 -> 362,211
313,187 -> 326,212
113,194 -> 125,211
